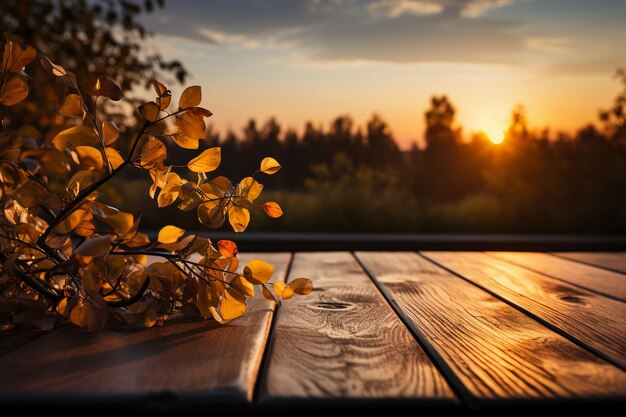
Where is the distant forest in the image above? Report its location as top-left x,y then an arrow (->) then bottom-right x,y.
111,71 -> 626,234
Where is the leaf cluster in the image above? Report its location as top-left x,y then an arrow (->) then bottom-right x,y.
0,35 -> 311,332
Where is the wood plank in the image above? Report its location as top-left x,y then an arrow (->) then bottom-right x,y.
259,252 -> 455,405
0,329 -> 46,357
554,252 -> 626,274
423,251 -> 626,369
488,252 -> 626,301
356,251 -> 626,405
0,253 -> 291,404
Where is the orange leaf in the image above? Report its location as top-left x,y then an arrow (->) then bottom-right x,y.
187,147 -> 221,173
179,85 -> 201,109
217,240 -> 238,258
263,202 -> 283,218
0,75 -> 28,106
60,94 -> 84,118
75,146 -> 103,170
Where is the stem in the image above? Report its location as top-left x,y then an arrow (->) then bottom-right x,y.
91,96 -> 113,174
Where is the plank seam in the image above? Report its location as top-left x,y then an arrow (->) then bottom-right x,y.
549,253 -> 626,276
352,252 -> 473,410
251,252 -> 296,404
485,252 -> 625,303
419,252 -> 626,372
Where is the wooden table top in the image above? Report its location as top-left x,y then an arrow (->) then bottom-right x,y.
1,251 -> 625,412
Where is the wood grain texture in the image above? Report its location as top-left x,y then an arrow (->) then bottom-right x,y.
0,329 -> 45,357
356,251 -> 626,405
553,252 -> 626,274
259,252 -> 455,404
423,252 -> 626,369
488,252 -> 626,301
0,253 -> 291,404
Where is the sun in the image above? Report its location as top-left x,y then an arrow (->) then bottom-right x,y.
485,128 -> 505,145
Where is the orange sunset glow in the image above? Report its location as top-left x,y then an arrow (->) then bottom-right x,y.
139,0 -> 626,147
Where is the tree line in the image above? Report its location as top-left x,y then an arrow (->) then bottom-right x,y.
139,82 -> 625,234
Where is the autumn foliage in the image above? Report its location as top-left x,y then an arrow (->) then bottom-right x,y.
0,34 -> 311,332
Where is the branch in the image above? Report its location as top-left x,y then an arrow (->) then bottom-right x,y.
0,253 -> 63,303
37,121 -> 151,249
105,276 -> 151,308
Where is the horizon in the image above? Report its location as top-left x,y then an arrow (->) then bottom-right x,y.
139,0 -> 626,148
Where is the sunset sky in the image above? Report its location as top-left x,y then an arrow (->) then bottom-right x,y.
141,0 -> 626,147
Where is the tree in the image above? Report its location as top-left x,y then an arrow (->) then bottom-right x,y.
600,68 -> 626,141
365,114 -> 400,168
424,95 -> 460,148
506,104 -> 530,142
0,0 -> 188,128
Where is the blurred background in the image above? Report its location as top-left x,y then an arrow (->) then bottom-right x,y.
2,0 -> 625,239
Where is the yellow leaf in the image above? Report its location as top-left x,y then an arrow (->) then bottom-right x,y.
228,205 -> 250,233
157,225 -> 185,244
260,157 -> 281,174
171,131 -> 199,149
287,278 -> 313,295
75,146 -> 103,170
236,177 -> 263,202
231,276 -> 254,297
102,121 -> 120,145
176,111 -> 205,142
197,283 -> 219,318
74,220 -> 95,237
104,147 -> 124,169
187,147 -> 221,173
60,94 -> 84,118
263,201 -> 283,218
140,137 -> 167,168
178,85 -> 201,109
273,280 -> 294,299
157,184 -> 180,208
55,208 -> 92,235
102,211 -> 134,235
139,101 -> 160,122
66,170 -> 93,198
0,75 -> 28,106
74,236 -> 112,258
69,294 -> 108,332
56,297 -> 68,315
220,287 -> 246,321
52,125 -> 99,151
243,260 -> 274,285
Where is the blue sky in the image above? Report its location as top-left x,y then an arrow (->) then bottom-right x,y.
140,0 -> 626,146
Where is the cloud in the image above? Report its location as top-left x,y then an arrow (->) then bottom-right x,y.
460,0 -> 516,18
549,57 -> 625,76
143,0 -> 526,65
525,37 -> 573,54
368,1 -> 444,17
